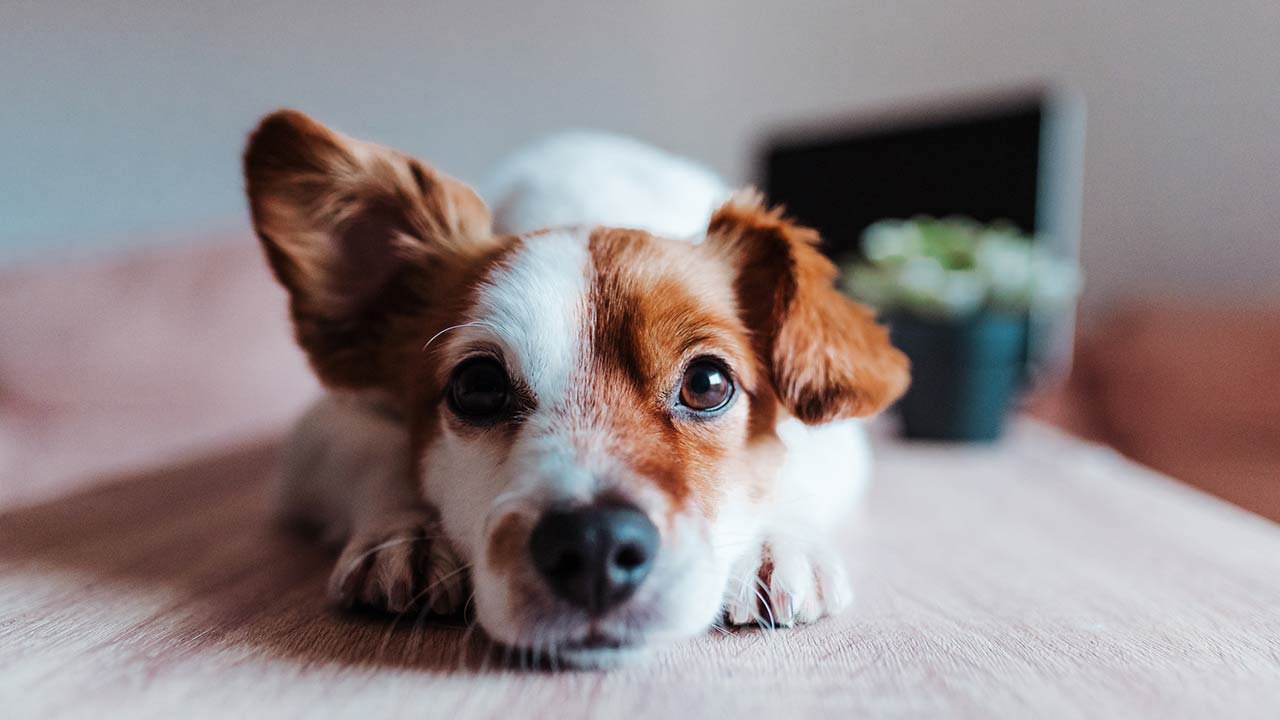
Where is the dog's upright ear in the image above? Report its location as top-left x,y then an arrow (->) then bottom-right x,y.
706,192 -> 910,424
244,109 -> 494,389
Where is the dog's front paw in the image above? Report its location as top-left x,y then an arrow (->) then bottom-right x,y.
723,538 -> 851,627
327,509 -> 468,615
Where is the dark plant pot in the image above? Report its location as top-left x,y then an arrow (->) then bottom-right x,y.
888,312 -> 1027,442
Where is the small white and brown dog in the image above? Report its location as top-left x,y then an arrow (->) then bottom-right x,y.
243,110 -> 909,667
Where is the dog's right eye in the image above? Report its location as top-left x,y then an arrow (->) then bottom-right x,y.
448,358 -> 511,420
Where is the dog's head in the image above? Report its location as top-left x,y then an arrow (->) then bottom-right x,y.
245,110 -> 908,665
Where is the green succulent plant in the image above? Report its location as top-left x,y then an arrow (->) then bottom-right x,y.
841,217 -> 1081,320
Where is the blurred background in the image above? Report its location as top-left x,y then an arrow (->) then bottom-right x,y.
2,2 -> 1278,517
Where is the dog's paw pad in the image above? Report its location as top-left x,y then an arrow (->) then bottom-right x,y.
327,512 -> 467,615
723,540 -> 851,627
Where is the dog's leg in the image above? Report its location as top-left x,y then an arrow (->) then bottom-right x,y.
723,419 -> 867,626
276,396 -> 467,614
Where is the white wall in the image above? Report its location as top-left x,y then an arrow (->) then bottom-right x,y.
2,1 -> 1277,306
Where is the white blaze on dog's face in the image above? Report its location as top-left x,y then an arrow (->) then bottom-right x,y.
243,110 -> 909,665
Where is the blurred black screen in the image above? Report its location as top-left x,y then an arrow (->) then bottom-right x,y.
762,98 -> 1043,262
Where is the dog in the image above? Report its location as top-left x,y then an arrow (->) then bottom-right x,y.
243,110 -> 909,667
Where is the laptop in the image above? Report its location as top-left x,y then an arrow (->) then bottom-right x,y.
761,85 -> 1085,383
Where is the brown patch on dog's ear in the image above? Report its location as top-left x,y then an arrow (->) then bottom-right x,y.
243,109 -> 495,388
706,191 -> 910,424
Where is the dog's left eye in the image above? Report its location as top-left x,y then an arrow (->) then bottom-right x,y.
449,358 -> 511,420
678,359 -> 734,413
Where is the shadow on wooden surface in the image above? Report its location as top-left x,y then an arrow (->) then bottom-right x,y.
5,423 -> 1280,717
0,442 -> 521,674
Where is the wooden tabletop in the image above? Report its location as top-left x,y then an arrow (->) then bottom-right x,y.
2,419 -> 1279,719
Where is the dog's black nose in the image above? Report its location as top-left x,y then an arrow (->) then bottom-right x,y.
529,503 -> 658,615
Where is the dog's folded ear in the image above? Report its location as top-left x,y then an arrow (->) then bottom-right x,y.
244,109 -> 494,388
706,192 -> 910,424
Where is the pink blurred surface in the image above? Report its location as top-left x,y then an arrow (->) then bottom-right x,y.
0,238 -> 319,509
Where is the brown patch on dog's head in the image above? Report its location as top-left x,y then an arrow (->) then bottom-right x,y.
575,228 -> 768,517
706,192 -> 910,424
243,109 -> 498,389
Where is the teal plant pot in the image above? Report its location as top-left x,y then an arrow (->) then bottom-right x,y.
887,312 -> 1026,441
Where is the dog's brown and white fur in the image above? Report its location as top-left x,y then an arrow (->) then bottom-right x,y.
244,110 -> 909,667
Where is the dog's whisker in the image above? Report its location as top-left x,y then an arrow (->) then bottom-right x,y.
372,560 -> 476,664
331,536 -> 425,593
456,620 -> 477,670
421,320 -> 499,352
377,588 -> 428,662
412,581 -> 449,657
752,574 -> 782,633
481,630 -> 496,674
410,562 -> 474,608
750,581 -> 776,632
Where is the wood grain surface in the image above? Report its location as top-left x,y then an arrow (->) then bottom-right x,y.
2,420 -> 1279,719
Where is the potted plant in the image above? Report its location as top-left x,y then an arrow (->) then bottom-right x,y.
841,217 -> 1081,441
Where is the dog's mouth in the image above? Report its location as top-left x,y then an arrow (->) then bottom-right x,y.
562,627 -> 629,651
544,631 -> 647,670
478,607 -> 658,668
475,624 -> 645,670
